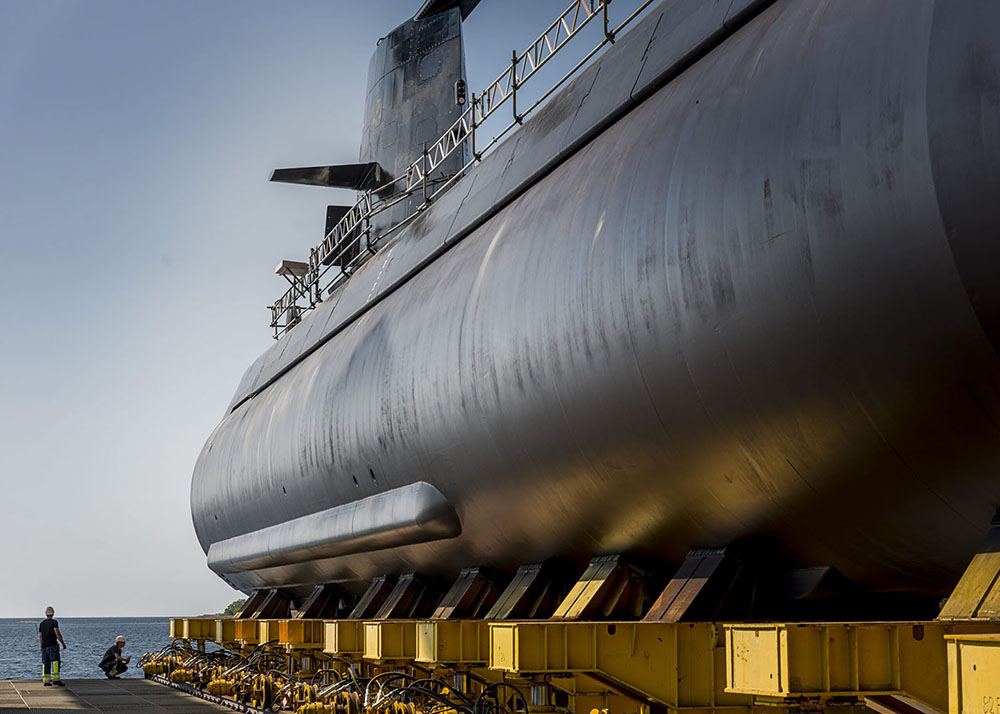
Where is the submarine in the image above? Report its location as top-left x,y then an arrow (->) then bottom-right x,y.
191,0 -> 1000,610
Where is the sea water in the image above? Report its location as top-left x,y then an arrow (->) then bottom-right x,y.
0,617 -> 173,680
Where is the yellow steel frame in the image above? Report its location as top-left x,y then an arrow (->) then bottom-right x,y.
183,618 -> 214,641
215,618 -> 237,647
724,622 -> 1000,713
280,619 -> 325,650
364,621 -> 417,662
234,618 -> 261,645
946,634 -> 1000,714
491,621 -> 751,714
416,620 -> 490,665
324,620 -> 365,658
160,617 -> 1000,714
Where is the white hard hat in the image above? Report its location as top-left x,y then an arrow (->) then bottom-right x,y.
45,606 -> 54,616
116,635 -> 126,643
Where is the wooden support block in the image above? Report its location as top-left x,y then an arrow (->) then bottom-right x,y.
254,589 -> 292,619
644,548 -> 746,622
940,516 -> 1000,620
552,554 -> 649,620
236,590 -> 268,619
432,567 -> 504,619
373,573 -> 440,619
348,575 -> 397,619
295,584 -> 345,619
485,562 -> 567,620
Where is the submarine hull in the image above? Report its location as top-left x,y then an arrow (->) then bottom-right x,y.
192,0 -> 1000,597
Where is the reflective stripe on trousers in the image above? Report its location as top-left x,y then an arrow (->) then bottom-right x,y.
41,645 -> 60,681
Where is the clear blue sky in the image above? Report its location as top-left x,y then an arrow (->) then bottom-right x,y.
0,0 -> 613,616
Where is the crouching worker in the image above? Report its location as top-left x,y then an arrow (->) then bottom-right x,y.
99,636 -> 130,679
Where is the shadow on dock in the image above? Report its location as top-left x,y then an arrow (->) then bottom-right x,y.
0,679 -> 228,712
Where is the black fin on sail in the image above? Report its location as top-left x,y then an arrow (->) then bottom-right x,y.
269,162 -> 385,191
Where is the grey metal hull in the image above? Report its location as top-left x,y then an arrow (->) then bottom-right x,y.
191,0 -> 1000,597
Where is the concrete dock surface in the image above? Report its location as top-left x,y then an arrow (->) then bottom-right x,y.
0,679 -> 230,713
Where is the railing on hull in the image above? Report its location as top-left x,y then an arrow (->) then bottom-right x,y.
270,0 -> 656,339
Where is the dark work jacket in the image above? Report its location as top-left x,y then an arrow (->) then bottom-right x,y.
100,645 -> 122,669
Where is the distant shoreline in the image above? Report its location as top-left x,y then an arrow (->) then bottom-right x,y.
0,614 -> 181,625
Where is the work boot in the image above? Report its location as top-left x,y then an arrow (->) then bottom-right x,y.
54,681 -> 65,687
43,682 -> 52,687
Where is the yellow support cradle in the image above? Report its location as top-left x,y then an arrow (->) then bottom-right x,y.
364,621 -> 417,662
489,621 -> 750,714
946,634 -> 1000,714
416,620 -> 490,665
323,620 -> 365,658
725,622 -> 1000,713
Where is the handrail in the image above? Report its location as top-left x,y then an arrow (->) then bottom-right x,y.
403,0 -> 606,196
270,0 -> 654,339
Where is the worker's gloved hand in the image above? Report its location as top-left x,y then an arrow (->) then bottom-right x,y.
62,643 -> 67,649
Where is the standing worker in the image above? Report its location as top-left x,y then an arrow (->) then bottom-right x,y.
99,635 -> 130,679
39,606 -> 67,686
